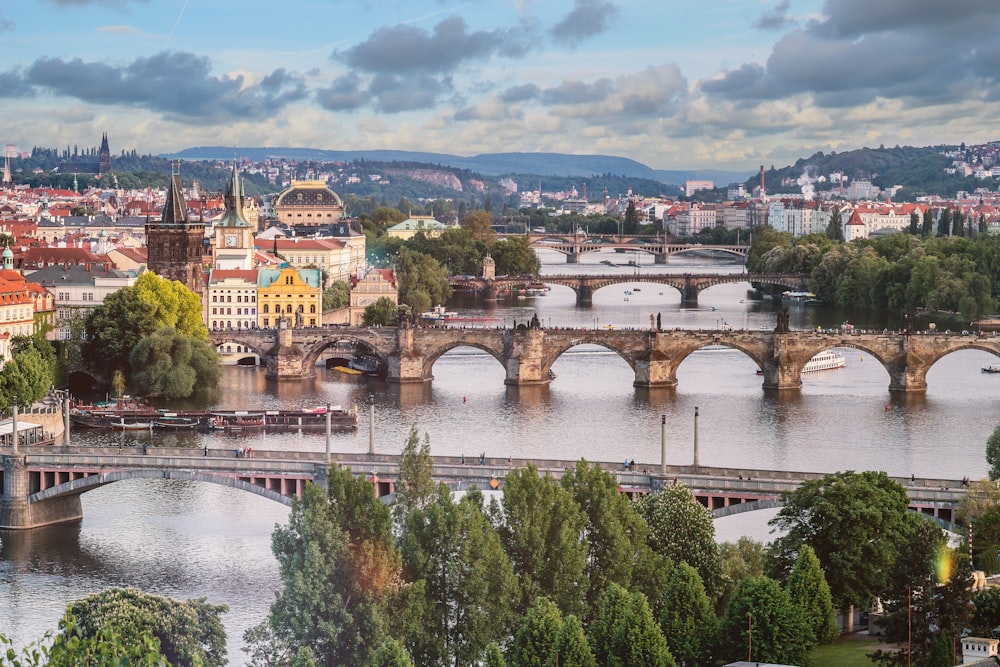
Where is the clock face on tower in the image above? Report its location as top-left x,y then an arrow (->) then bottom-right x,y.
225,234 -> 238,247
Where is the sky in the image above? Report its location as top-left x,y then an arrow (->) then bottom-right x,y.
2,0 -> 1000,171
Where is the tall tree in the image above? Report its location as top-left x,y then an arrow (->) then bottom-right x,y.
938,208 -> 951,236
786,544 -> 839,644
623,200 -> 640,234
635,484 -> 722,600
909,211 -> 920,235
493,465 -> 589,616
987,424 -> 1000,480
400,486 -> 519,666
922,207 -> 934,236
658,562 -> 716,667
483,642 -> 506,667
717,538 -> 767,612
587,583 -> 630,667
615,593 -> 675,667
395,247 -> 452,314
769,470 -> 912,626
395,425 -> 436,520
550,615 -> 596,667
461,210 -> 496,244
370,638 -> 415,667
510,597 -> 562,667
826,207 -> 843,241
245,470 -> 403,667
717,575 -> 813,666
559,460 -> 651,614
953,210 -> 965,237
362,297 -> 401,326
0,346 -> 54,408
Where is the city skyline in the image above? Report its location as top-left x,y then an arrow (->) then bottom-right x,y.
2,0 -> 999,171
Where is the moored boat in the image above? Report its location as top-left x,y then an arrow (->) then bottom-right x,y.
111,419 -> 153,431
982,364 -> 1000,373
153,415 -> 200,430
756,350 -> 846,375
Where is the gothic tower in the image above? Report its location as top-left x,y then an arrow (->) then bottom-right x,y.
213,160 -> 255,270
98,133 -> 111,175
145,164 -> 205,296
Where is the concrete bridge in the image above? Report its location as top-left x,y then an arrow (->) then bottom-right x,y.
0,446 -> 967,529
451,272 -> 808,307
209,325 -> 1000,393
499,234 -> 748,264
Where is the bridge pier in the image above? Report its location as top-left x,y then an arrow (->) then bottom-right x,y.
481,282 -> 499,301
566,253 -> 580,264
632,353 -> 677,388
504,329 -> 553,386
265,323 -> 315,380
654,253 -> 668,265
888,366 -> 928,393
577,285 -> 594,306
0,455 -> 83,529
680,281 -> 699,308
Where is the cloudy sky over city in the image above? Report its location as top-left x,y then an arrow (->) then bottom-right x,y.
2,0 -> 999,171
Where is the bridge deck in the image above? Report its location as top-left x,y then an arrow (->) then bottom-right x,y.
8,446 -> 966,511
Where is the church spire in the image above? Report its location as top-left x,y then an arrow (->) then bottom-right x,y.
161,162 -> 189,227
1,152 -> 10,186
217,159 -> 250,228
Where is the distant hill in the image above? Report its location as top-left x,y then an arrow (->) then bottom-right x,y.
753,143 -> 992,198
164,146 -> 750,187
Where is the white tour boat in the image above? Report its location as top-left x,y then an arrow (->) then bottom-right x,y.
756,350 -> 846,375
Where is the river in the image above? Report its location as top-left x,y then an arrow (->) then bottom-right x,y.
2,249 -> 998,662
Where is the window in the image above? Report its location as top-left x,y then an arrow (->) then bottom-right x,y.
309,305 -> 316,313
263,305 -> 269,313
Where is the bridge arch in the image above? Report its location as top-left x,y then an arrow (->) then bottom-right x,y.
209,334 -> 270,360
301,334 -> 389,372
794,341 -> 894,379
671,340 -> 768,380
541,339 -> 640,378
421,342 -> 506,381
29,469 -> 305,507
921,341 -> 1000,375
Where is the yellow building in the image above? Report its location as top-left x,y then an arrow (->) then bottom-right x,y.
257,266 -> 323,328
273,180 -> 344,228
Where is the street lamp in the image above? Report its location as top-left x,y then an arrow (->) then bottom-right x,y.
368,394 -> 376,456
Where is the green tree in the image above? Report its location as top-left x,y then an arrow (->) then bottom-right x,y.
492,465 -> 589,616
615,592 -> 675,667
938,208 -> 951,237
322,280 -> 350,311
0,346 -> 54,408
717,576 -> 813,666
826,207 -> 843,241
909,211 -> 920,235
635,484 -> 722,600
559,460 -> 651,614
461,210 -> 496,244
587,583 -> 630,667
770,471 -> 913,626
922,207 -> 934,236
60,587 -> 227,666
362,297 -> 400,326
718,538 -> 767,612
624,201 -> 640,234
245,469 -> 402,667
786,544 -> 839,644
0,618 -> 169,667
491,236 -> 541,276
972,587 -> 1000,636
84,271 -> 206,376
400,486 -> 519,666
396,247 -> 451,315
129,328 -> 221,398
395,425 -> 436,520
549,614 -> 596,667
510,597 -> 562,667
369,638 -> 414,667
484,642 -> 506,667
659,562 -> 715,666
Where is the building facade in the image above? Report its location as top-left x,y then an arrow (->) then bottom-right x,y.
257,266 -> 322,328
273,180 -> 344,228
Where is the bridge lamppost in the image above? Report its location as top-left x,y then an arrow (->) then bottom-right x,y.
692,406 -> 699,469
368,394 -> 376,456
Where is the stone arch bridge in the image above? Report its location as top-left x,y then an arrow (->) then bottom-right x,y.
210,325 -> 1000,394
451,272 -> 807,307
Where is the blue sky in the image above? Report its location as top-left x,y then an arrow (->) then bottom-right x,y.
2,0 -> 999,170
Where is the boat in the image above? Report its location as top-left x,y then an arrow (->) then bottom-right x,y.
204,412 -> 266,431
421,305 -> 458,321
982,365 -> 1000,373
334,365 -> 363,375
153,415 -> 201,430
757,350 -> 846,375
111,419 -> 153,431
264,406 -> 357,432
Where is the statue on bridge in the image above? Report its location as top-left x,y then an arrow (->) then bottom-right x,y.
530,313 -> 541,329
775,307 -> 790,333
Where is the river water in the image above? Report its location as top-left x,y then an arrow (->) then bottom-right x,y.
3,250 -> 999,662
